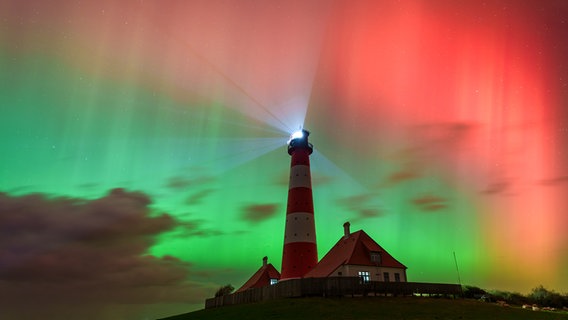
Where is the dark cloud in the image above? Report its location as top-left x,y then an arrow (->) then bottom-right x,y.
349,208 -> 383,223
481,181 -> 509,195
166,174 -> 215,190
167,176 -> 193,189
337,193 -> 374,206
383,168 -> 421,186
0,189 -> 212,319
399,122 -> 478,166
539,175 -> 568,186
241,203 -> 279,223
168,219 -> 225,238
411,194 -> 448,211
481,179 -> 520,196
337,193 -> 384,222
76,182 -> 99,189
185,188 -> 215,205
382,149 -> 424,188
358,208 -> 382,218
411,122 -> 477,148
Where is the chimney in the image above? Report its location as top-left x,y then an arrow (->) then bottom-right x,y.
343,222 -> 351,239
263,256 -> 268,267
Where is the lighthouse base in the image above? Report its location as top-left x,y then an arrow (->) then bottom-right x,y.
281,241 -> 317,280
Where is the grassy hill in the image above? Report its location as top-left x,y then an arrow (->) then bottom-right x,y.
161,297 -> 568,320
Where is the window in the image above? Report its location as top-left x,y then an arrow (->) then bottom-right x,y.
370,251 -> 381,264
383,272 -> 390,282
394,273 -> 401,282
270,279 -> 278,285
358,271 -> 370,283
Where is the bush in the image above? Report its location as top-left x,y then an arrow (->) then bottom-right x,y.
528,285 -> 566,308
489,290 -> 529,306
215,284 -> 235,297
462,284 -> 568,308
462,285 -> 486,299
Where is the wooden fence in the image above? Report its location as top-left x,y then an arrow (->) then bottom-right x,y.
205,278 -> 462,309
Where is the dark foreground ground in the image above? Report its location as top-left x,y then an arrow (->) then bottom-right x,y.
160,296 -> 568,320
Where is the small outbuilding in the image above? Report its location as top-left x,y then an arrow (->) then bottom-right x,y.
236,256 -> 280,292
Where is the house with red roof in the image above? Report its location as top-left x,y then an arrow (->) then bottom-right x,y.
210,221 -> 464,308
237,222 -> 407,293
236,256 -> 280,292
305,222 -> 407,283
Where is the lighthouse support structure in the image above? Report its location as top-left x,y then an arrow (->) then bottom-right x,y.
281,129 -> 318,280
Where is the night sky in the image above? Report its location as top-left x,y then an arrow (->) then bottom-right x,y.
1,0 -> 568,319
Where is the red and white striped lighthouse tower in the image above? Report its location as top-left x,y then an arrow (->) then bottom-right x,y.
281,129 -> 318,280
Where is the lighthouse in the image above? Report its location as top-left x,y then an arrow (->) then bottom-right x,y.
281,129 -> 318,280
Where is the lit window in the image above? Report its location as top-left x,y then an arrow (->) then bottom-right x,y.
394,273 -> 401,282
383,272 -> 390,282
358,271 -> 370,283
270,279 -> 278,285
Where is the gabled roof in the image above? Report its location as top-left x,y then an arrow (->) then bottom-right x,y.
236,263 -> 280,292
304,230 -> 407,278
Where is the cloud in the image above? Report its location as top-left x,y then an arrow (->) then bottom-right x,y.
411,194 -> 448,211
399,122 -> 478,165
337,193 -> 374,207
337,193 -> 384,222
0,189 -> 212,319
383,168 -> 421,186
539,175 -> 568,186
241,203 -> 279,223
411,122 -> 477,148
185,188 -> 215,205
481,181 -> 509,195
166,174 -> 215,190
481,178 -> 520,196
76,182 -> 100,189
357,208 -> 382,218
168,219 -> 226,238
349,208 -> 383,223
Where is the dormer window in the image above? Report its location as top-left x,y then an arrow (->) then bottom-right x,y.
370,251 -> 381,264
270,279 -> 278,285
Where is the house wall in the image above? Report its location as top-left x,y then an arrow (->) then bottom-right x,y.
332,265 -> 407,282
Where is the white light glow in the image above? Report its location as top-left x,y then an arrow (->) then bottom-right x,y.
287,130 -> 304,145
291,130 -> 304,140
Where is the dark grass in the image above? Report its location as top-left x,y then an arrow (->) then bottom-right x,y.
161,296 -> 568,320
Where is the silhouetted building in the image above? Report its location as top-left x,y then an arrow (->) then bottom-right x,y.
236,257 -> 280,292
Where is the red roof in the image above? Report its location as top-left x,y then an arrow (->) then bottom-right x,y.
236,263 -> 281,292
305,230 -> 407,278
